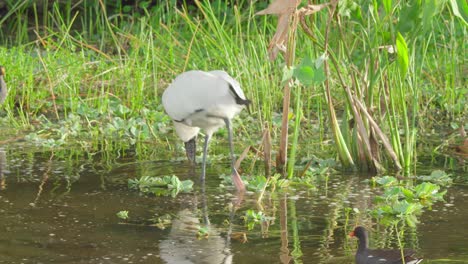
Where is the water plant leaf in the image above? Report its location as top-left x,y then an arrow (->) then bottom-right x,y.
383,186 -> 404,201
128,175 -> 193,197
242,209 -> 274,231
417,170 -> 453,186
116,210 -> 129,220
396,32 -> 409,78
401,187 -> 414,201
414,182 -> 446,203
371,173 -> 447,227
373,176 -> 398,187
248,175 -> 268,191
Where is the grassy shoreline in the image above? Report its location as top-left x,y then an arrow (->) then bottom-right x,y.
0,1 -> 466,171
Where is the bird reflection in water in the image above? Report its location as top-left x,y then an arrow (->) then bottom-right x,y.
159,185 -> 237,264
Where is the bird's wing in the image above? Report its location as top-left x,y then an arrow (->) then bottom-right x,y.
162,70 -> 232,121
367,248 -> 419,262
208,70 -> 247,100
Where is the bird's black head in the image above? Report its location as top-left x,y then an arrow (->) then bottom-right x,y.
350,226 -> 368,240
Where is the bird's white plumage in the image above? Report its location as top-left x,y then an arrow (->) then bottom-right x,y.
162,70 -> 246,140
172,121 -> 200,142
208,70 -> 247,100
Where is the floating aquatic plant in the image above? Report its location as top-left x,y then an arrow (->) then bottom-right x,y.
128,175 -> 193,197
371,171 -> 450,227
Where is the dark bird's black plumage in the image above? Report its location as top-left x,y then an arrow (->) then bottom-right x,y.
350,226 -> 423,264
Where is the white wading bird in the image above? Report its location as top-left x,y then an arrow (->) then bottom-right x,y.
162,70 -> 251,192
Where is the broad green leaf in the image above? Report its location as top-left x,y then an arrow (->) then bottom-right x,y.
295,66 -> 315,86
401,187 -> 414,200
415,182 -> 439,198
418,170 -> 452,186
374,176 -> 398,187
384,186 -> 403,198
293,55 -> 327,86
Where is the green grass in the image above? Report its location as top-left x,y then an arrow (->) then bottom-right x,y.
0,0 -> 466,174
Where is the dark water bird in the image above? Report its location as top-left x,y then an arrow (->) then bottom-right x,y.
0,66 -> 7,104
162,70 -> 251,192
350,226 -> 423,264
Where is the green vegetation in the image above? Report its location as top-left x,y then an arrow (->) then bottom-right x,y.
128,175 -> 194,197
116,210 -> 130,220
0,1 -> 464,175
242,209 -> 273,231
371,173 -> 447,227
196,226 -> 210,239
0,3 -> 466,260
370,170 -> 451,227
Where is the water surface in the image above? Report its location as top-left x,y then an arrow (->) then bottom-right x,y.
0,147 -> 467,263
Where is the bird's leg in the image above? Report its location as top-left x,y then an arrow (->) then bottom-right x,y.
184,137 -> 197,165
201,134 -> 211,183
224,118 -> 246,192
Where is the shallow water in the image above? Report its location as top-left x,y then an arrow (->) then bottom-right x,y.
0,147 -> 467,264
